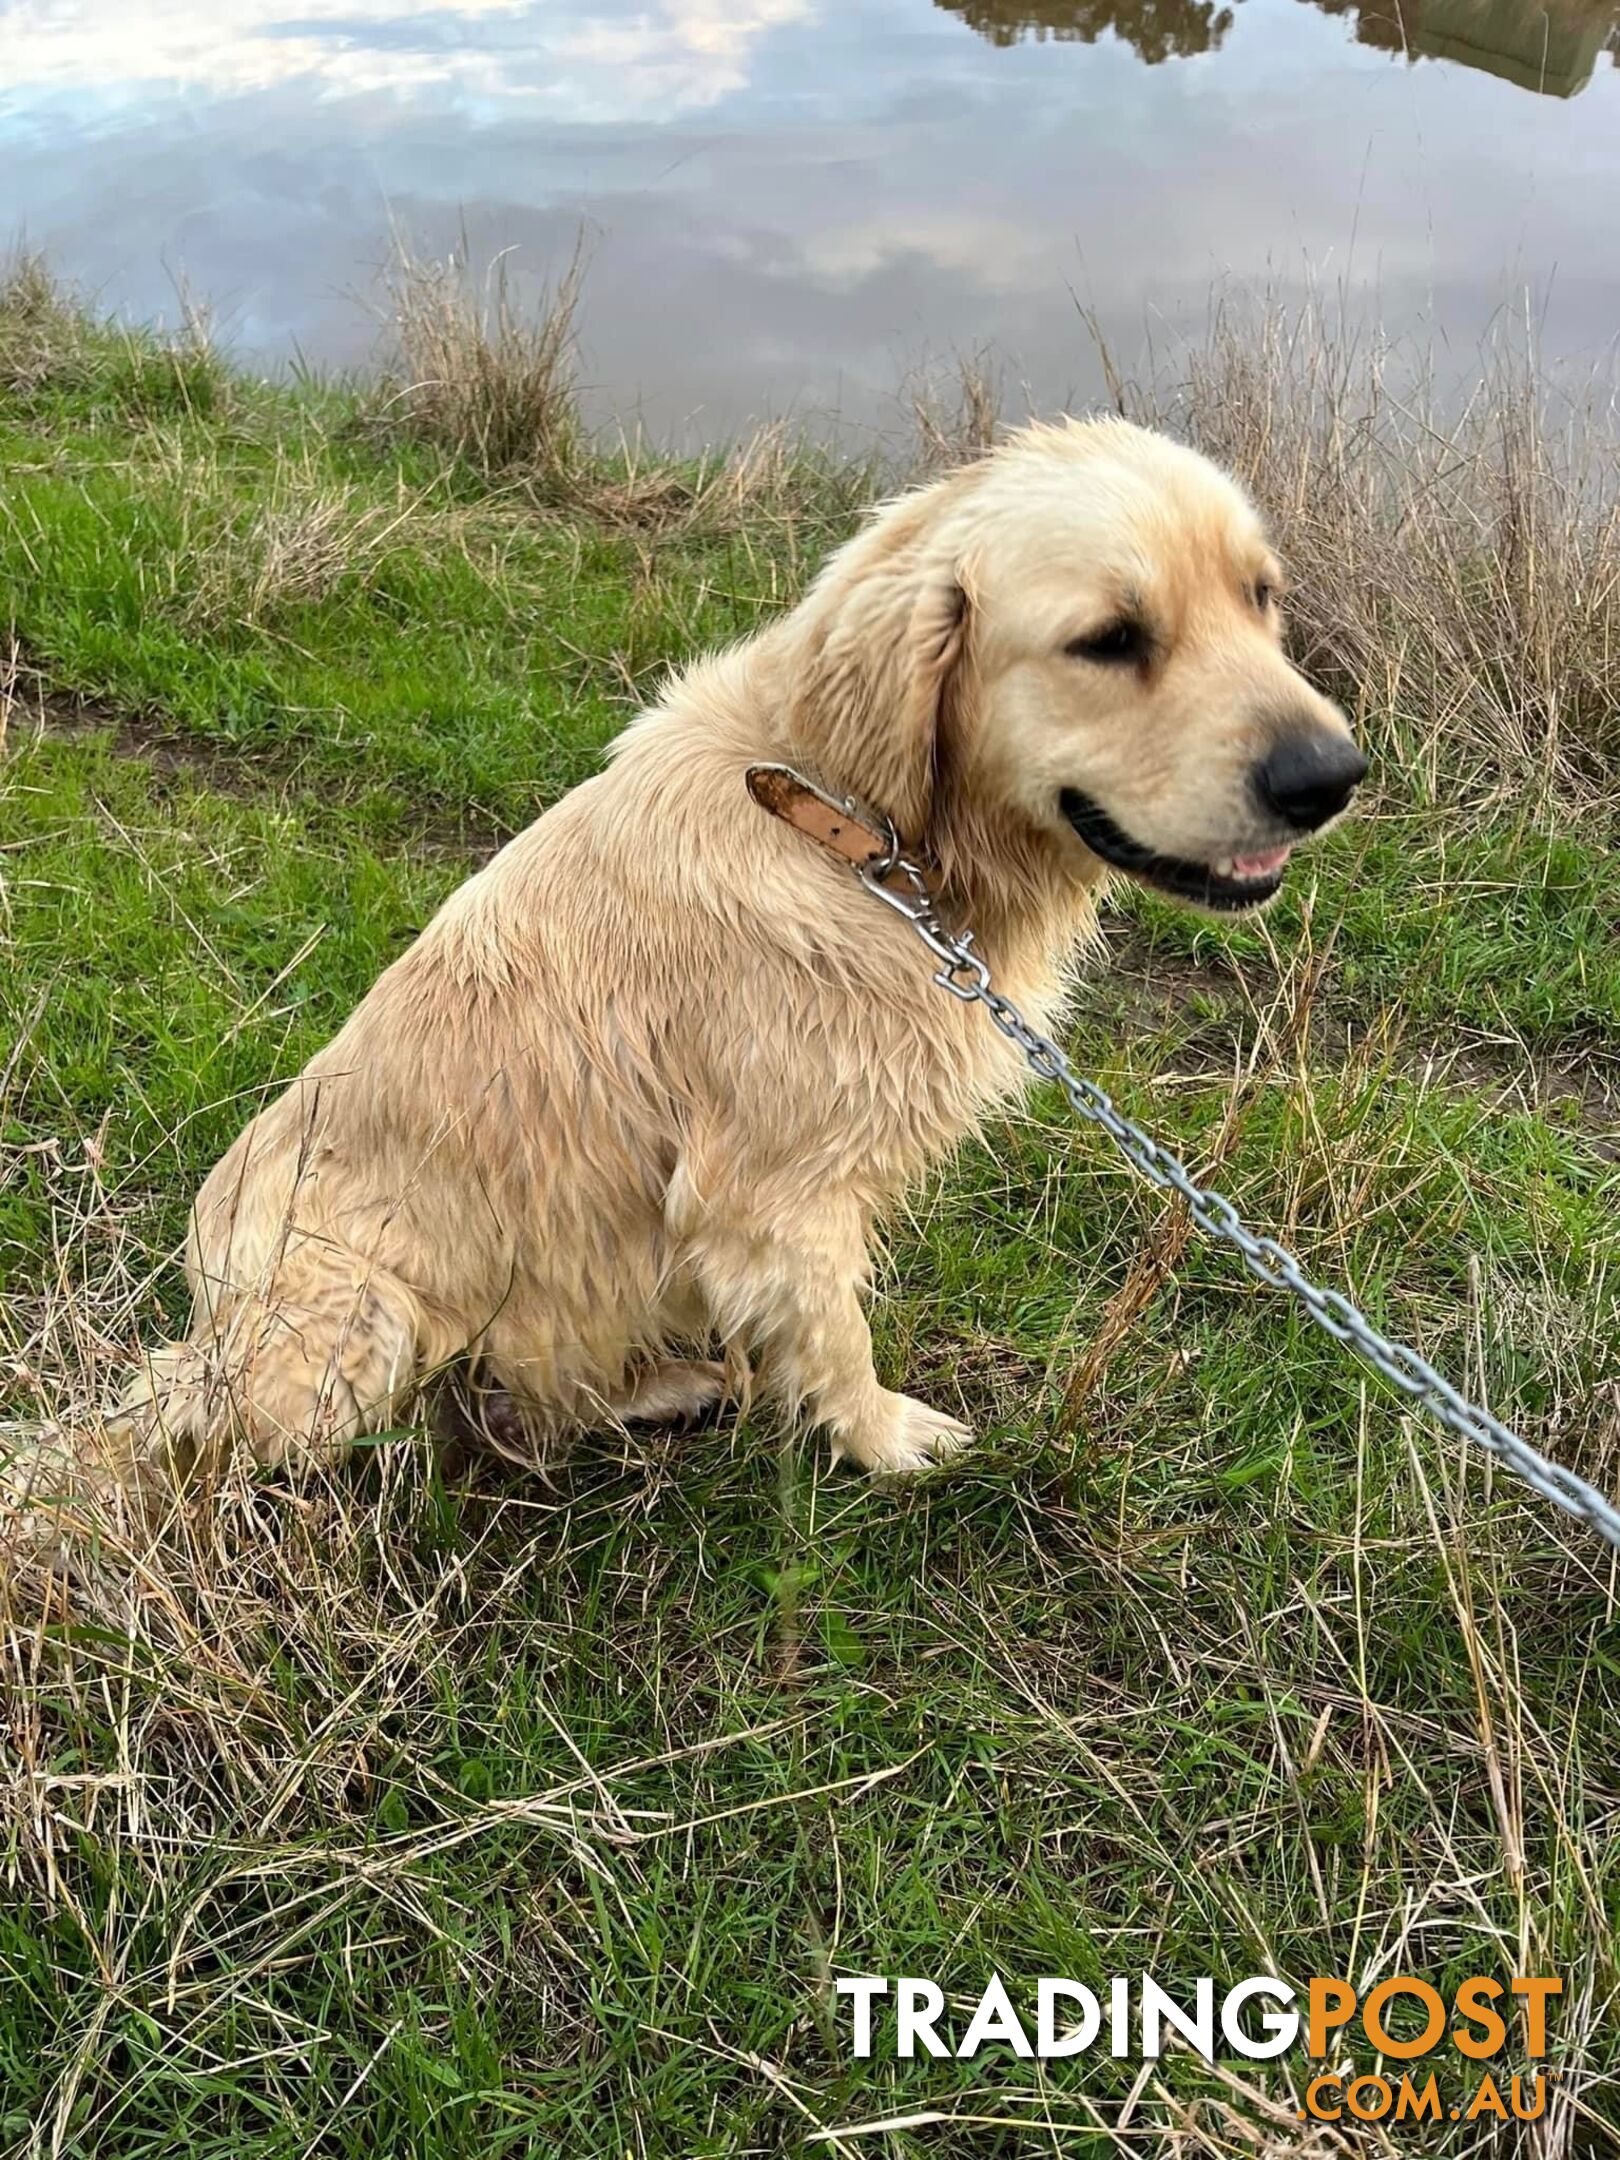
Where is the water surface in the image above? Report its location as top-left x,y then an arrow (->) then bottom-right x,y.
3,0 -> 1617,434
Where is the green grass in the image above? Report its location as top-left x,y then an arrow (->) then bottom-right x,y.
0,397 -> 786,830
2,285 -> 1618,2157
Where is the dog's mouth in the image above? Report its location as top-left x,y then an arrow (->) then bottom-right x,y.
1059,789 -> 1292,914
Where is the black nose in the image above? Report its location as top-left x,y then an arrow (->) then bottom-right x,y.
1253,733 -> 1368,832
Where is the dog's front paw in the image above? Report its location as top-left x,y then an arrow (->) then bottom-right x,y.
833,1391 -> 974,1479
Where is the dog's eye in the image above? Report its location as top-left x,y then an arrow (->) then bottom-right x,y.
1064,620 -> 1146,665
1255,582 -> 1276,611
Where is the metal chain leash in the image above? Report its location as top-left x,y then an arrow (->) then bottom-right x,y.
855,847 -> 1620,1554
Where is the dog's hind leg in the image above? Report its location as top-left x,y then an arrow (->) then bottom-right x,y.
606,1358 -> 732,1428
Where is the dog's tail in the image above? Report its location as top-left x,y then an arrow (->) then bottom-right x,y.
2,1254 -> 429,1576
0,1363 -> 189,1572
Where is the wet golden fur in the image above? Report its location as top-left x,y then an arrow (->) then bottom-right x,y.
31,417 -> 1356,1502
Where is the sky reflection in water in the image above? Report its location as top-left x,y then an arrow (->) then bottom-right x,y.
2,0 -> 1616,435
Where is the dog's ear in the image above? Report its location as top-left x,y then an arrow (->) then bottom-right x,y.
785,548 -> 970,846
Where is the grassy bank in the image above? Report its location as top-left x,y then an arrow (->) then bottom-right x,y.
1,258 -> 1617,2157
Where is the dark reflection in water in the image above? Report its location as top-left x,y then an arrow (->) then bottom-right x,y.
942,0 -> 1618,91
942,0 -> 1240,59
1310,0 -> 1618,93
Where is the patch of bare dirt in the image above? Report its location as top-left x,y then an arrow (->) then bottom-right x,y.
1085,919 -> 1620,1148
2,674 -> 508,864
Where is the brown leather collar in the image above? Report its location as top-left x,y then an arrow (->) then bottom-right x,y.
745,763 -> 938,893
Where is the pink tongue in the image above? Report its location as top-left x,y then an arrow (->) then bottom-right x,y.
1231,845 -> 1292,878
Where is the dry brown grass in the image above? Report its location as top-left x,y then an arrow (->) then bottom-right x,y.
368,235 -> 585,491
0,250 -> 79,396
176,471 -> 462,633
1133,303 -> 1620,807
362,239 -> 879,553
907,349 -> 1003,475
0,250 -> 225,422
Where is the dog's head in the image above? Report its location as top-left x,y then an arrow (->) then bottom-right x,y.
782,417 -> 1363,915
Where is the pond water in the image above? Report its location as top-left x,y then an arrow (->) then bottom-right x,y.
3,0 -> 1617,438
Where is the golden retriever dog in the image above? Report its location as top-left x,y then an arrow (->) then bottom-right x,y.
10,417 -> 1364,1530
